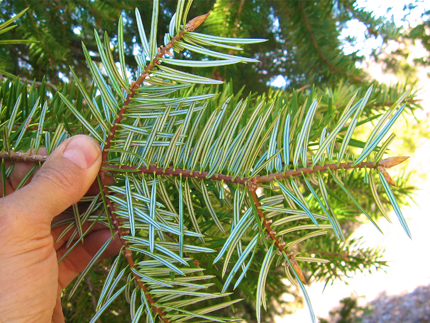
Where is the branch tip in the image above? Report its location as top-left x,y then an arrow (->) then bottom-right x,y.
379,156 -> 410,169
186,13 -> 210,31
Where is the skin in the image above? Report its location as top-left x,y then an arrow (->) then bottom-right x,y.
0,135 -> 121,323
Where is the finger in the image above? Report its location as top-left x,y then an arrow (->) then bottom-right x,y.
56,230 -> 121,289
52,290 -> 65,323
0,135 -> 102,228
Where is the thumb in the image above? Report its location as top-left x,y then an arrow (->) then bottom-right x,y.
3,135 -> 102,226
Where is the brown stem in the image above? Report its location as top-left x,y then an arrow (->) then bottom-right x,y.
103,164 -> 251,185
249,189 -> 307,284
299,1 -> 362,83
102,159 -> 404,185
1,152 -> 408,184
97,13 -> 210,323
254,160 -> 382,184
233,0 -> 245,38
0,150 -> 48,162
289,84 -> 311,98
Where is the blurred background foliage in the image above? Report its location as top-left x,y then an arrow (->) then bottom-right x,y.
0,0 -> 429,92
1,0 -> 429,322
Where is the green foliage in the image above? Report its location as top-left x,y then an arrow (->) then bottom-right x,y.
0,7 -> 37,77
319,295 -> 373,323
0,1 -> 419,323
408,8 -> 430,69
0,0 -> 417,92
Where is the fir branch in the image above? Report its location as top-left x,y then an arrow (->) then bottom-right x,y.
249,189 -> 307,285
253,158 -> 408,184
1,152 -> 409,185
98,13 -> 210,323
0,3 -> 417,322
299,2 -> 362,83
100,12 -> 210,166
233,0 -> 245,38
102,159 -> 403,185
0,150 -> 48,162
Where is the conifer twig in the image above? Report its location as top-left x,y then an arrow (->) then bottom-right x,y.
249,189 -> 307,284
103,158 -> 408,185
0,150 -> 48,162
102,160 -> 355,183
100,13 -> 210,167
299,2 -> 362,83
98,13 -> 210,323
0,152 -> 408,184
0,148 -> 409,299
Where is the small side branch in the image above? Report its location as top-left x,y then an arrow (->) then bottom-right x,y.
100,13 -> 210,166
98,13 -> 210,323
100,183 -> 170,322
299,1 -> 362,83
0,150 -> 48,162
233,0 -> 245,38
248,189 -> 307,284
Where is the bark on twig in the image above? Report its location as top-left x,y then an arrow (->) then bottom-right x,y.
97,13 -> 210,323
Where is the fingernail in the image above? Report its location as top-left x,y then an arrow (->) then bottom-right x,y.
63,135 -> 101,169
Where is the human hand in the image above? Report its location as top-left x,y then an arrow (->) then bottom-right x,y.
0,135 -> 121,323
